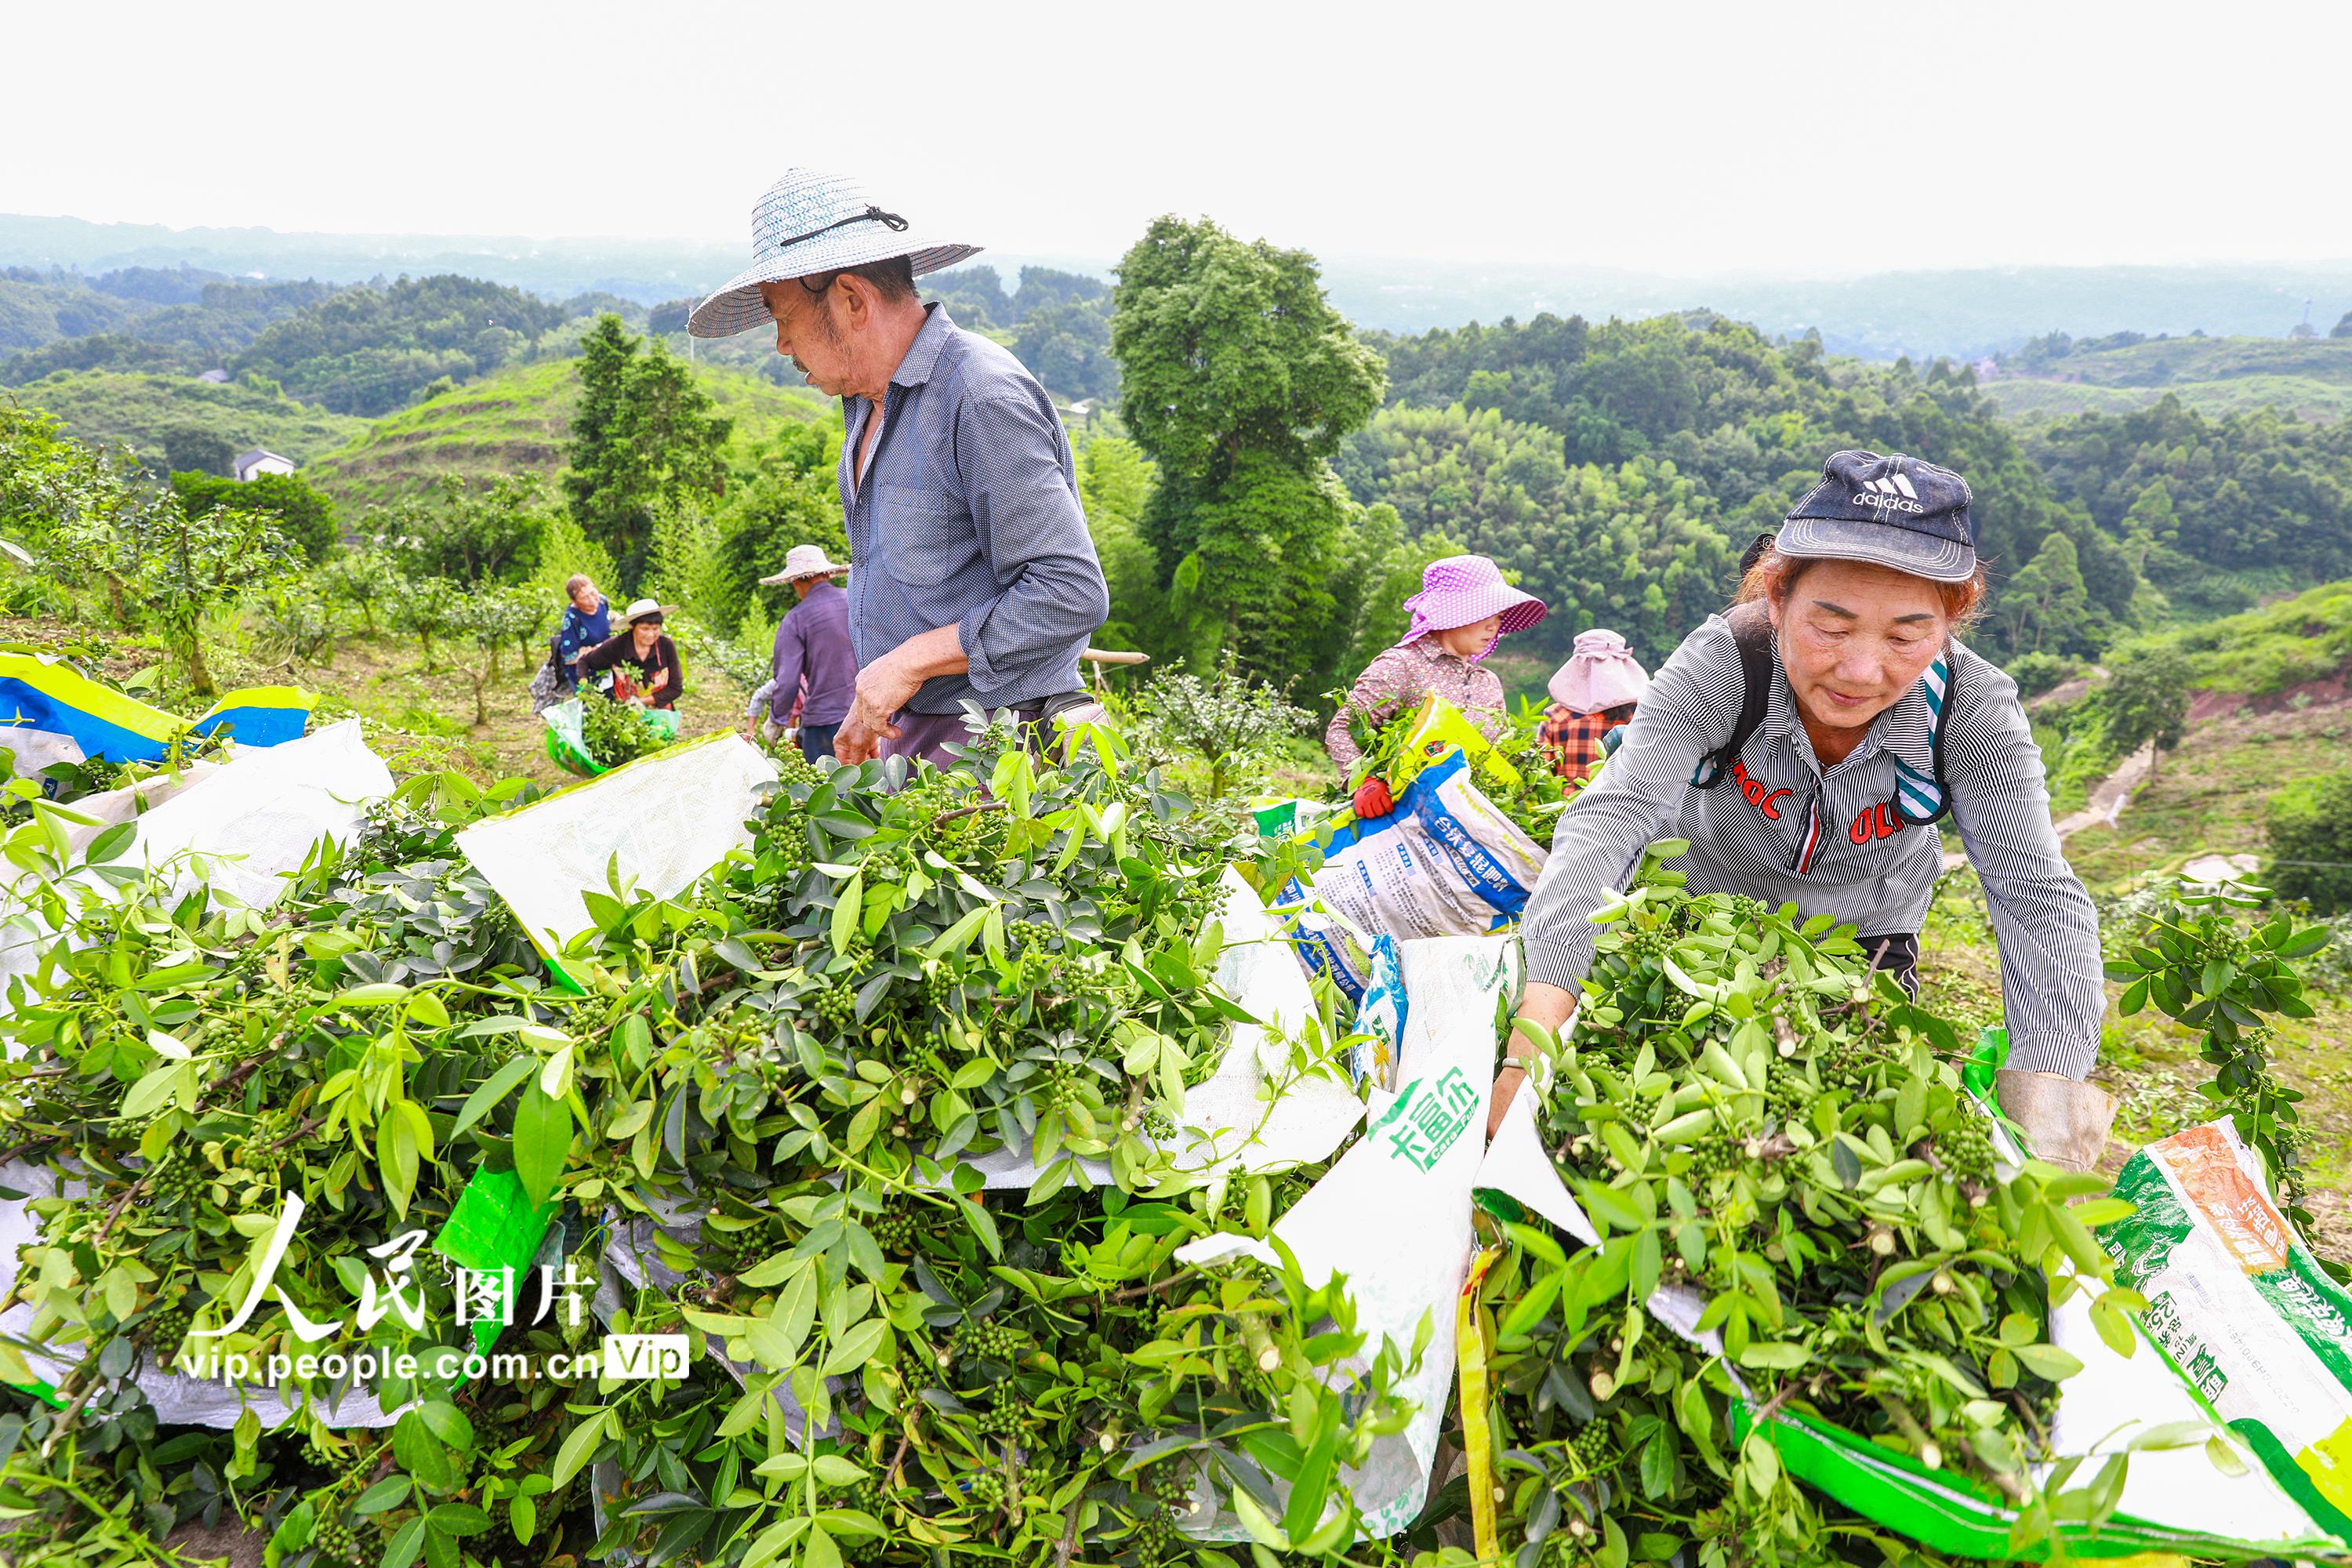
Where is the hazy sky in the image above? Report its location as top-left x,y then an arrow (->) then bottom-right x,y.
9,0 -> 2348,276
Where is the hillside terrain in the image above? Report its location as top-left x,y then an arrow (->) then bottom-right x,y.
271,357 -> 826,510
2,368 -> 368,474
1986,329 -> 2352,421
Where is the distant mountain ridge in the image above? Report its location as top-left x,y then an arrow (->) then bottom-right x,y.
9,213 -> 2352,364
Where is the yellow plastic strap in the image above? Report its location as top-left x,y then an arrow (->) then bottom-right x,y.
1457,1243 -> 1504,1563
1394,692 -> 1523,793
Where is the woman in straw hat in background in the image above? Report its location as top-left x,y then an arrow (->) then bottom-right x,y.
576,599 -> 685,710
1541,630 -> 1650,786
1326,554 -> 1548,818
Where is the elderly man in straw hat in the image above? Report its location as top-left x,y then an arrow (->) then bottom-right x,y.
754,543 -> 858,764
689,169 -> 1109,768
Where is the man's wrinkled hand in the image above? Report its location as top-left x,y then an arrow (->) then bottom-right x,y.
838,654 -> 921,763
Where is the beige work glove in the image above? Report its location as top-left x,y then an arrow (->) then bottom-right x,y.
1994,1069 -> 2118,1177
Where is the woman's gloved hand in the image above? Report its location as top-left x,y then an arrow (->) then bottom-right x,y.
1994,1069 -> 2118,1177
1351,778 -> 1395,820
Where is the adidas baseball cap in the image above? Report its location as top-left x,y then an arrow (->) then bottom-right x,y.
1776,450 -> 1976,583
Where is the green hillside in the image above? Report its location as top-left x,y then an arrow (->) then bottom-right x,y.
305,356 -> 832,509
2,368 -> 368,474
1986,332 -> 2352,422
2159,578 -> 2352,697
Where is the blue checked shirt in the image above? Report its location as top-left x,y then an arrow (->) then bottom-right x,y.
1520,615 -> 2104,1079
838,305 -> 1108,713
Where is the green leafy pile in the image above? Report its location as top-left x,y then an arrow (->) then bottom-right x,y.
0,732 -> 1432,1568
1475,852 -> 2144,1567
1342,698 -> 1566,843
577,694 -> 673,770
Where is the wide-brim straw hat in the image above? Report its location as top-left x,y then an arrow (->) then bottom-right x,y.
758,543 -> 851,586
1549,629 -> 1650,711
688,168 -> 982,339
619,598 -> 677,627
1397,554 -> 1548,659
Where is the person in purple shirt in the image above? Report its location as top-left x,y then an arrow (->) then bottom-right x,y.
757,543 -> 858,764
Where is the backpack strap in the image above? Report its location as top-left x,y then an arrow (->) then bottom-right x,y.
1889,652 -> 1960,826
1690,601 -> 1774,789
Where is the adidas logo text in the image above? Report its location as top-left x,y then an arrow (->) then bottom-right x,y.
1850,474 -> 1924,514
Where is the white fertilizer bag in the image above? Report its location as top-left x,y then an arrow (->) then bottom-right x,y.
1279,750 -> 1546,1001
1178,935 -> 1518,1542
456,731 -> 776,963
2092,1120 -> 2352,1548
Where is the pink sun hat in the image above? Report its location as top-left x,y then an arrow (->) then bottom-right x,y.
1548,629 -> 1651,711
1397,554 -> 1548,659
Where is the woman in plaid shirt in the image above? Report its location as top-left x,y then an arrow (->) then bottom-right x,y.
1541,630 -> 1650,785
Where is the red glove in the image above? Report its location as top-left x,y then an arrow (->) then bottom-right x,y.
1352,778 -> 1395,819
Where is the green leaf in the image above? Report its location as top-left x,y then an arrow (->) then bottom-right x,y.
2011,1343 -> 2085,1381
84,822 -> 134,866
426,1504 -> 491,1537
334,982 -> 411,1007
959,1196 -> 1002,1260
820,1318 -> 887,1377
1280,1399 -> 1342,1541
418,1399 -> 473,1450
380,1518 -> 428,1568
513,1081 -> 572,1207
353,1476 -> 413,1515
549,1406 -> 614,1489
452,1054 -> 537,1141
829,870 -> 864,954
810,1454 -> 867,1487
2278,927 -> 2332,960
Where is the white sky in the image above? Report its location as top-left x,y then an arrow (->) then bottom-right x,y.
6,0 -> 2348,276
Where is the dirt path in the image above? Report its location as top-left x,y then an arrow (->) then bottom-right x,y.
1942,740 -> 2154,871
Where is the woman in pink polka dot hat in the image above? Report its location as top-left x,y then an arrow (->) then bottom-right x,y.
1323,554 -> 1548,811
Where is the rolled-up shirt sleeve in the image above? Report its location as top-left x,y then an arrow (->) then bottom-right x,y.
955,392 -> 1109,694
1944,666 -> 2103,1080
1519,622 -> 1735,992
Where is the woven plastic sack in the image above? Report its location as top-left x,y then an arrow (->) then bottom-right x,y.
2095,1120 -> 2352,1546
456,731 -> 776,962
542,696 -> 680,778
1279,746 -> 1548,1000
1178,935 -> 1517,1542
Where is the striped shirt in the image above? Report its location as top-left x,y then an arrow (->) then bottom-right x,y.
839,304 -> 1109,713
1520,613 -> 2103,1079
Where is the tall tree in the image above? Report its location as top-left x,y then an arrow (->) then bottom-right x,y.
2002,532 -> 2092,655
2100,645 -> 2191,781
1110,216 -> 1385,686
1074,433 -> 1161,650
562,314 -> 732,589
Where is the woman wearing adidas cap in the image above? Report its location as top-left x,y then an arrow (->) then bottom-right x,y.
1492,450 -> 2116,1174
